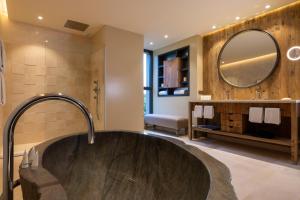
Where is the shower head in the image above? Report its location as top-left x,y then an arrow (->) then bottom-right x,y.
64,20 -> 89,32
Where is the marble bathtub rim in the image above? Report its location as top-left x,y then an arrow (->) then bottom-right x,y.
19,131 -> 237,200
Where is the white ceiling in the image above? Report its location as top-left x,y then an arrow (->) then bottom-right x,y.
6,0 -> 296,50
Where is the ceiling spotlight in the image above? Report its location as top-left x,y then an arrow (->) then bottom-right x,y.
164,34 -> 169,39
37,16 -> 43,20
149,42 -> 154,45
235,16 -> 240,20
44,40 -> 48,43
265,4 -> 271,9
212,25 -> 217,29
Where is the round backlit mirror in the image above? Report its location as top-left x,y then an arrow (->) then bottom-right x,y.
218,29 -> 280,88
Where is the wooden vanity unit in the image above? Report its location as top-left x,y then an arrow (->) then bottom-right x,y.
188,100 -> 300,163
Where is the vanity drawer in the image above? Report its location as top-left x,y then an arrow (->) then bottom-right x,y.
221,113 -> 244,134
221,119 -> 242,127
221,113 -> 242,121
221,125 -> 244,134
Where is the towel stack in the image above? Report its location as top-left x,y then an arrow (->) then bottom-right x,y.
249,107 -> 264,123
193,105 -> 214,119
203,106 -> 214,119
249,107 -> 281,125
159,90 -> 168,96
193,105 -> 203,118
264,108 -> 281,125
174,87 -> 188,95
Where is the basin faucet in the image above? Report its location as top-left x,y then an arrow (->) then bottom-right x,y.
224,90 -> 230,100
1,93 -> 95,200
255,86 -> 264,99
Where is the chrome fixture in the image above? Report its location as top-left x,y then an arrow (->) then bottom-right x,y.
93,80 -> 100,120
1,93 -> 95,200
255,86 -> 265,99
224,90 -> 230,100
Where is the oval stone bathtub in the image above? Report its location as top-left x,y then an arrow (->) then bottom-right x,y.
19,131 -> 237,200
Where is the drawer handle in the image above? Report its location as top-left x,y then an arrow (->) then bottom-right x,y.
229,119 -> 234,122
229,126 -> 234,128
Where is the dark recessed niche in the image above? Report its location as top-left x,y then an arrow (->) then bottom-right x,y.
157,46 -> 190,97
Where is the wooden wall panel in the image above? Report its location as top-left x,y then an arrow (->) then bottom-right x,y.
202,2 -> 300,100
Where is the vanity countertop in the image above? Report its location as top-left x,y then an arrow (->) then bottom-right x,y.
191,99 -> 300,104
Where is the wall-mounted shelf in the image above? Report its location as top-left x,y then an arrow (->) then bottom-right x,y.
192,126 -> 291,146
157,46 -> 190,97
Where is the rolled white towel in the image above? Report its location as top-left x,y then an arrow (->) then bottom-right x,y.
264,108 -> 281,125
204,106 -> 214,119
159,90 -> 168,96
174,89 -> 185,95
249,107 -> 264,123
193,105 -> 203,118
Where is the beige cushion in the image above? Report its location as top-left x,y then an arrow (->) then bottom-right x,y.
144,114 -> 188,130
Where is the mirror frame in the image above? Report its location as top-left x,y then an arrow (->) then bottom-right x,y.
217,29 -> 281,88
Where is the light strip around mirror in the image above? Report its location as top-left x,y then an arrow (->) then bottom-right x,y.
220,53 -> 277,68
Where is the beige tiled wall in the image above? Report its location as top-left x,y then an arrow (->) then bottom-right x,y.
0,15 -> 93,145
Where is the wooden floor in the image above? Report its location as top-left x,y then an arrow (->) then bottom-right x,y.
145,130 -> 300,200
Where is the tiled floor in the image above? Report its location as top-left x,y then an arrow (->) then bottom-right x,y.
0,133 -> 299,200
145,130 -> 300,200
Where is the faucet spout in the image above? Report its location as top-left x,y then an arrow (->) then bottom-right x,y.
1,93 -> 95,200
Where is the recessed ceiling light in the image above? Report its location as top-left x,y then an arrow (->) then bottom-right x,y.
149,42 -> 154,45
212,25 -> 217,29
265,4 -> 271,9
235,16 -> 240,20
37,16 -> 43,20
164,34 -> 169,39
44,40 -> 48,43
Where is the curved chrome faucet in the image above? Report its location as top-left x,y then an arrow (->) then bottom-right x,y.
2,93 -> 95,200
